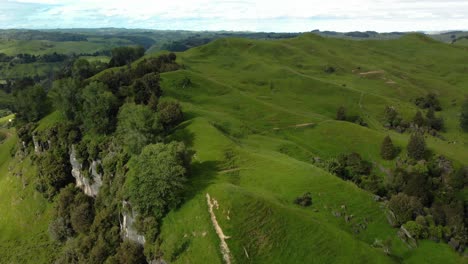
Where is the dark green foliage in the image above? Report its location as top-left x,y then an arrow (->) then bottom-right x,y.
388,193 -> 423,226
460,99 -> 468,132
70,202 -> 94,234
294,192 -> 312,207
132,73 -> 162,105
383,106 -> 408,132
384,106 -> 399,126
324,66 -> 336,73
16,122 -> 36,147
48,217 -> 74,242
337,152 -> 372,182
49,185 -> 78,242
426,108 -> 444,131
113,240 -> 147,264
109,46 -> 145,67
360,174 -> 386,196
180,76 -> 192,88
412,111 -> 425,127
325,153 -> 373,186
334,106 -> 366,126
407,133 -> 426,160
449,167 -> 468,190
135,216 -> 160,243
126,142 -> 191,218
414,93 -> 442,111
116,103 -> 163,155
157,101 -> 184,131
0,131 -> 6,142
72,58 -> 93,80
51,185 -> 96,236
168,52 -> 176,61
97,69 -> 132,94
133,54 -> 178,78
36,145 -> 73,199
381,136 -> 396,160
14,84 -> 51,122
336,106 -> 346,120
81,82 -> 119,134
50,78 -> 82,120
403,171 -> 432,206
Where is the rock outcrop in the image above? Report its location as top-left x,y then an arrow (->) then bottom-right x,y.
69,145 -> 103,197
121,201 -> 146,245
32,135 -> 50,154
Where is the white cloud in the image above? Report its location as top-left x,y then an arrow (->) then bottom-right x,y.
2,0 -> 468,31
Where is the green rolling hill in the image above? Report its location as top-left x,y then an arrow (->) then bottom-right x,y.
0,33 -> 467,263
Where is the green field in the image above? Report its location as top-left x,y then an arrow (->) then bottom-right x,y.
0,33 -> 467,263
154,34 -> 467,263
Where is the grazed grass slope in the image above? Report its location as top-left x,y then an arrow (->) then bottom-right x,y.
156,34 -> 467,263
0,128 -> 58,263
0,33 -> 467,263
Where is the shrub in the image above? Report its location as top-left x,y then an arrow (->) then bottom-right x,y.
407,133 -> 426,160
324,66 -> 336,73
336,106 -> 346,120
70,201 -> 94,234
49,217 -> 74,242
294,192 -> 312,207
380,135 -> 396,160
403,220 -> 427,239
414,93 -> 441,111
460,99 -> 468,132
157,101 -> 183,131
449,167 -> 468,190
412,111 -> 425,127
388,193 -> 423,226
0,131 -> 6,142
426,108 -> 444,131
113,240 -> 147,264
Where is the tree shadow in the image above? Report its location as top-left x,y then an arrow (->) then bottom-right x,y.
179,160 -> 220,209
167,120 -> 195,148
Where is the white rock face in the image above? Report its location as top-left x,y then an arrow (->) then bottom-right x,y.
69,145 -> 103,197
121,201 -> 146,245
33,136 -> 41,153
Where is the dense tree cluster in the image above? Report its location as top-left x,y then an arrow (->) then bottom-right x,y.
318,128 -> 467,252
108,46 -> 145,67
383,105 -> 444,135
12,50 -> 187,262
13,84 -> 51,123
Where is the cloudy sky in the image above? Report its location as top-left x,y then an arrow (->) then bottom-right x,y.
1,0 -> 468,32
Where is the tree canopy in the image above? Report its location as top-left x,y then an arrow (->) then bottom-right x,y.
81,82 -> 119,134
116,103 -> 162,155
125,142 -> 191,218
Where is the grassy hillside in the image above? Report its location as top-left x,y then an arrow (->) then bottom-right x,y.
1,32 -> 467,263
0,123 -> 58,263
153,34 -> 467,263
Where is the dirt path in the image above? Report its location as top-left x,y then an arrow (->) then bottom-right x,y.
219,168 -> 242,174
273,122 -> 315,130
206,193 -> 232,264
359,70 -> 385,75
